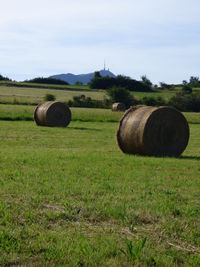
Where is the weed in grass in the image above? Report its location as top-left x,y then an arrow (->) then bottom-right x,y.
121,237 -> 147,264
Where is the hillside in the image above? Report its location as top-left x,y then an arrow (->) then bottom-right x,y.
50,69 -> 116,85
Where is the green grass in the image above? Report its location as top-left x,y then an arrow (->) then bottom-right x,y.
0,104 -> 199,124
0,105 -> 200,266
0,104 -> 122,122
132,89 -> 176,100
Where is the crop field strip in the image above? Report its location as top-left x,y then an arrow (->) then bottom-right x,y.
0,104 -> 200,266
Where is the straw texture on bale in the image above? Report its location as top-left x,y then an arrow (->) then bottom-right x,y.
112,102 -> 126,112
34,101 -> 71,127
117,105 -> 189,157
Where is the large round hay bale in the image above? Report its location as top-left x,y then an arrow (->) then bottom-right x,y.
34,101 -> 71,127
112,102 -> 126,112
117,106 -> 189,157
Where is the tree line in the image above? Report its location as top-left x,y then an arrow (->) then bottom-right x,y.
0,74 -> 11,81
25,77 -> 69,85
89,72 -> 152,92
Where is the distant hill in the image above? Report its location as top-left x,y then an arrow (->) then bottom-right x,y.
50,69 -> 116,85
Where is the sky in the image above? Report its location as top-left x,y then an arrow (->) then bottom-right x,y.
0,0 -> 200,84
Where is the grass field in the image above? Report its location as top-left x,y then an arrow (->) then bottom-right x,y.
0,85 -> 106,105
0,104 -> 199,124
0,105 -> 200,266
1,82 -> 200,106
0,84 -> 179,105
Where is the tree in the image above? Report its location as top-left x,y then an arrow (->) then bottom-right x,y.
106,87 -> 137,108
141,75 -> 152,88
0,74 -> 11,81
159,82 -> 173,90
189,76 -> 199,87
94,71 -> 101,79
182,80 -> 188,86
90,75 -> 152,92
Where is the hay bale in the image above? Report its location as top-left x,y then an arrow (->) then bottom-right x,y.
34,101 -> 71,127
112,102 -> 126,112
117,105 -> 189,157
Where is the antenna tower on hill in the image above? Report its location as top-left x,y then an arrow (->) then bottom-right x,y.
103,60 -> 109,71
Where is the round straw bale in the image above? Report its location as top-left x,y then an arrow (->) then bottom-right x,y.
34,101 -> 71,127
112,102 -> 126,112
117,105 -> 189,157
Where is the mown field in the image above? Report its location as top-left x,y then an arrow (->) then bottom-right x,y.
0,105 -> 200,266
0,85 -> 106,105
0,82 -> 200,106
0,83 -> 180,105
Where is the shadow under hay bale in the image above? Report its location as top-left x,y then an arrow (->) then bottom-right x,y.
34,101 -> 71,127
112,102 -> 126,112
117,105 -> 190,157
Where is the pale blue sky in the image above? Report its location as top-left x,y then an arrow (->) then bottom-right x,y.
0,0 -> 200,84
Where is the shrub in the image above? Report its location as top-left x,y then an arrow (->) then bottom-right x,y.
169,93 -> 200,112
44,94 -> 56,101
68,95 -> 110,108
182,85 -> 192,94
142,96 -> 166,106
75,81 -> 83,86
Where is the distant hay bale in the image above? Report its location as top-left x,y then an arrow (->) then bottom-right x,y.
112,102 -> 126,112
34,101 -> 71,127
117,105 -> 189,157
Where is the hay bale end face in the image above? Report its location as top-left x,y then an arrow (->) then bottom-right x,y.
34,101 -> 71,127
117,105 -> 189,157
112,102 -> 126,112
